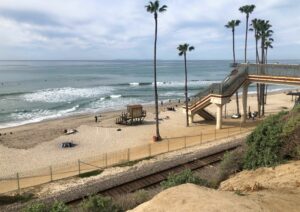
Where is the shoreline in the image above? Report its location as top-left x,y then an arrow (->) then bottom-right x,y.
0,87 -> 297,131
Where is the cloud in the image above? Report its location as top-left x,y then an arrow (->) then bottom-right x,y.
0,8 -> 61,26
0,0 -> 298,59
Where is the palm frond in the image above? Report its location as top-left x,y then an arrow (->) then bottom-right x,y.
154,0 -> 159,10
178,52 -> 184,56
189,46 -> 195,51
159,5 -> 167,12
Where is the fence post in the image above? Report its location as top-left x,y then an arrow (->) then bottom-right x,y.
78,160 -> 81,175
227,128 -> 230,138
16,172 -> 20,194
184,136 -> 187,148
214,129 -> 216,140
105,153 -> 108,168
240,123 -> 242,133
127,148 -> 130,161
149,144 -> 151,157
50,166 -> 53,182
200,132 -> 202,144
167,138 -> 170,152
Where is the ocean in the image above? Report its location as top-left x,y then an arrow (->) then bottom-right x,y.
0,60 -> 298,129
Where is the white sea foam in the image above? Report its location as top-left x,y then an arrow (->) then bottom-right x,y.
160,92 -> 185,97
129,82 -> 140,86
154,80 -> 220,87
23,87 -> 114,103
0,105 -> 80,129
110,94 -> 122,99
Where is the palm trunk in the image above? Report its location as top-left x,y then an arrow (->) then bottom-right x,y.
232,29 -> 236,63
265,48 -> 268,105
260,37 -> 265,116
244,15 -> 249,63
153,13 -> 161,140
255,30 -> 261,117
184,53 -> 189,127
232,28 -> 240,115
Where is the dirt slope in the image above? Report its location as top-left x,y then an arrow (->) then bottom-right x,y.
131,160 -> 300,212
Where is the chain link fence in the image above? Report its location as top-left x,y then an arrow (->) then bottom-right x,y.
0,123 -> 258,195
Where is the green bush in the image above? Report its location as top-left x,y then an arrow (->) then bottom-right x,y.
114,189 -> 159,211
282,105 -> 300,136
50,201 -> 69,212
0,193 -> 34,206
23,202 -> 47,212
215,148 -> 245,184
243,111 -> 287,169
160,169 -> 209,189
81,195 -> 120,212
79,170 -> 103,178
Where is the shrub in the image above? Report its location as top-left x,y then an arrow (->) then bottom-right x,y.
81,195 -> 120,212
214,147 -> 245,184
50,201 -> 69,212
160,169 -> 209,189
282,105 -> 300,136
114,189 -> 159,211
23,202 -> 47,212
79,170 -> 103,178
0,193 -> 34,206
243,111 -> 287,169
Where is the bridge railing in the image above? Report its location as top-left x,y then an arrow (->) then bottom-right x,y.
190,66 -> 247,106
241,63 -> 300,78
190,63 -> 300,108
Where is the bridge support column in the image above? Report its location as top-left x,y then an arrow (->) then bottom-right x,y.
189,113 -> 194,124
216,104 -> 223,129
241,84 -> 249,123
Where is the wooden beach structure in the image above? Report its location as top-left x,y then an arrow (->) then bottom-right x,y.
116,104 -> 146,125
187,63 -> 300,129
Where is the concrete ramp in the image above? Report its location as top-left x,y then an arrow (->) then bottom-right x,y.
196,109 -> 215,121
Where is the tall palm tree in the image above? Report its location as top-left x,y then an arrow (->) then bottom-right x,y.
256,20 -> 273,116
239,4 -> 255,63
177,43 -> 195,127
225,19 -> 241,115
250,18 -> 262,116
264,38 -> 274,64
264,37 -> 274,104
145,1 -> 167,141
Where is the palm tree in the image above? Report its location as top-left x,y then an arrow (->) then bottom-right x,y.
250,18 -> 262,116
239,5 -> 255,63
264,37 -> 274,104
177,43 -> 195,127
225,19 -> 241,115
145,1 -> 167,141
264,38 -> 274,64
256,20 -> 273,116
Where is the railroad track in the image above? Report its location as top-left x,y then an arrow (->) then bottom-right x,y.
93,148 -> 235,198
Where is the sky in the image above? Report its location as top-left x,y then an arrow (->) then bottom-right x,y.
0,0 -> 299,60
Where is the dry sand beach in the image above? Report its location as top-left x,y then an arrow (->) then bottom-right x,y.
0,90 -> 296,178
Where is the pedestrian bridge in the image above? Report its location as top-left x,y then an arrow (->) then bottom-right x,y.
188,63 -> 300,129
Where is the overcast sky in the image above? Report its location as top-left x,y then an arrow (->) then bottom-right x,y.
0,0 -> 299,60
